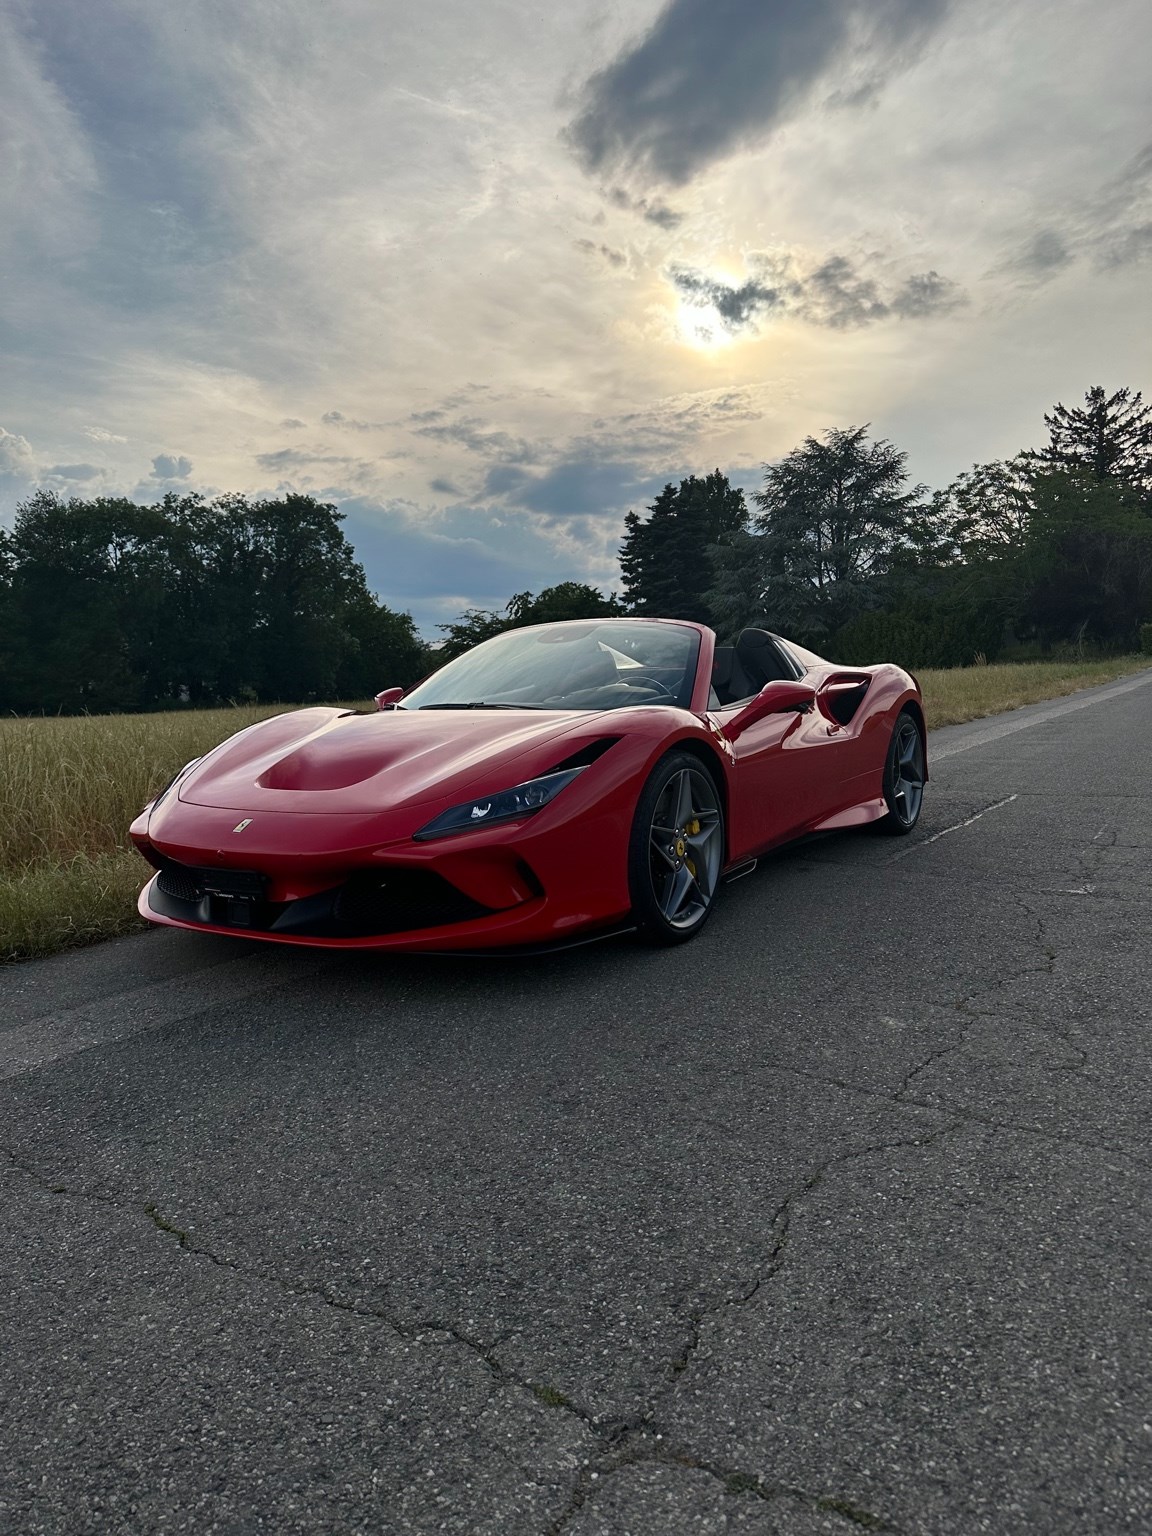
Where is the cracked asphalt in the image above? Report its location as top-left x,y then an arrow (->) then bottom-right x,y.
2,669 -> 1151,1535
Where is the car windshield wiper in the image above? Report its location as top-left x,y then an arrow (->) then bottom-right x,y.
417,701 -> 551,710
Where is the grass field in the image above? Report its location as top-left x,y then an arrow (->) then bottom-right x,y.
2,654 -> 1148,964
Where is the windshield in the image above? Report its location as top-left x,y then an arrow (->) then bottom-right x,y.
403,621 -> 701,712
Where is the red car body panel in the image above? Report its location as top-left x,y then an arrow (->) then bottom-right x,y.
131,621 -> 924,952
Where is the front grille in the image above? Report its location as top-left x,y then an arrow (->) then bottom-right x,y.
333,870 -> 493,935
155,860 -> 268,903
156,862 -> 204,903
150,857 -> 493,939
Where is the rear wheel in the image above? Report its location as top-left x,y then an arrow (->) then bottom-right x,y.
878,709 -> 925,835
629,752 -> 725,945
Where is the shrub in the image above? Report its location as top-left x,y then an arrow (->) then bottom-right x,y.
1140,622 -> 1152,656
834,605 -> 1004,670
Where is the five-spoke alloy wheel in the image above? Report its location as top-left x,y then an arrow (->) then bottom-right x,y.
629,751 -> 725,944
879,709 -> 925,834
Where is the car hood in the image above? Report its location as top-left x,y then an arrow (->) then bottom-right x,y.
177,706 -> 602,814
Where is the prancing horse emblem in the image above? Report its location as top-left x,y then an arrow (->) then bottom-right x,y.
233,819 -> 252,833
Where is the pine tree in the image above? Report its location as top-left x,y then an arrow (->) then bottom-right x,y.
618,471 -> 747,626
1029,386 -> 1152,495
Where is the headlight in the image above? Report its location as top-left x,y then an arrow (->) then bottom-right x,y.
413,767 -> 586,841
149,757 -> 202,813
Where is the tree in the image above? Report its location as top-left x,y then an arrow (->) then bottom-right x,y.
4,492 -> 172,712
506,583 -> 622,626
1028,386 -> 1152,496
741,427 -> 928,642
930,456 -> 1034,562
619,471 -> 748,626
436,582 -> 621,662
1020,470 -> 1152,648
0,490 -> 421,713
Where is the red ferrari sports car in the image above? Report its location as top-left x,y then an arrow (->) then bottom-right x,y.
130,619 -> 925,952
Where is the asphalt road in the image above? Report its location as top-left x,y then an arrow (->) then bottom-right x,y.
3,670 -> 1151,1536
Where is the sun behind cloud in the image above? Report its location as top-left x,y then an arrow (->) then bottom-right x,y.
675,298 -> 739,351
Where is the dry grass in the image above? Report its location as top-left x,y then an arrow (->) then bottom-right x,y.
2,654 -> 1149,964
0,703 -> 290,963
918,655 -> 1149,728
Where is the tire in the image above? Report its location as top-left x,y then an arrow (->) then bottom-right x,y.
628,752 -> 725,945
878,708 -> 926,835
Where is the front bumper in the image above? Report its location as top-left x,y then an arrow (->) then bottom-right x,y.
131,765 -> 638,952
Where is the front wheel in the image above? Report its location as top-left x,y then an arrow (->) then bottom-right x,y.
628,752 -> 725,945
878,709 -> 925,835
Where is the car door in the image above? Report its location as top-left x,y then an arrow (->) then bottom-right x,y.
809,670 -> 884,806
713,700 -> 831,858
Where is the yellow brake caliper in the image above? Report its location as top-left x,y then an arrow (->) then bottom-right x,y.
685,818 -> 700,877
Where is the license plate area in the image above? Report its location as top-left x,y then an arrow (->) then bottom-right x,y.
196,868 -> 267,901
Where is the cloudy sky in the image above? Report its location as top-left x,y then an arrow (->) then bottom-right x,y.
2,0 -> 1149,631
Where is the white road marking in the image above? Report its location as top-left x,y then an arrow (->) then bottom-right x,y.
889,794 -> 1018,861
929,668 -> 1152,762
0,951 -> 332,1082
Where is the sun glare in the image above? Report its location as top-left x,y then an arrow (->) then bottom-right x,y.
676,300 -> 736,351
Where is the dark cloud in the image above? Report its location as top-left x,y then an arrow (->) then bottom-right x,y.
800,255 -> 890,327
493,458 -> 667,518
322,409 -> 382,431
151,452 -> 192,479
576,238 -> 627,267
889,269 -> 965,318
669,266 -> 782,328
1000,139 -> 1152,282
428,476 -> 462,496
1001,229 -> 1074,282
338,498 -> 615,632
48,462 -> 101,480
255,448 -> 355,471
566,0 -> 952,186
15,3 -> 249,314
279,417 -> 307,429
606,186 -> 683,228
413,416 -> 537,464
672,252 -> 965,333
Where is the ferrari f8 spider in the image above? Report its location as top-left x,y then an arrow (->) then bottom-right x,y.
130,619 -> 926,951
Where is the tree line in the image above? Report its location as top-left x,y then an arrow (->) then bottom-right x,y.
622,385 -> 1152,667
0,385 -> 1148,714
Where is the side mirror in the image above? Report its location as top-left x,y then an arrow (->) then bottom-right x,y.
721,679 -> 815,742
375,686 -> 405,711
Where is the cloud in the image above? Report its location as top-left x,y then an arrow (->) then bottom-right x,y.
0,427 -> 37,485
337,497 -> 620,632
47,462 -> 101,481
412,416 -> 538,464
279,417 -> 307,429
576,238 -> 627,268
255,448 -> 356,471
1001,230 -> 1075,282
605,186 -> 683,228
668,266 -> 782,329
889,269 -> 965,319
428,476 -> 463,495
999,138 -> 1152,283
82,426 -> 128,444
670,251 -> 965,333
493,457 -> 668,518
321,409 -> 383,431
151,452 -> 192,480
565,0 -> 953,186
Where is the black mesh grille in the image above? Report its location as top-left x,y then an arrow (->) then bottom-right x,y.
333,869 -> 493,935
156,862 -> 204,903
